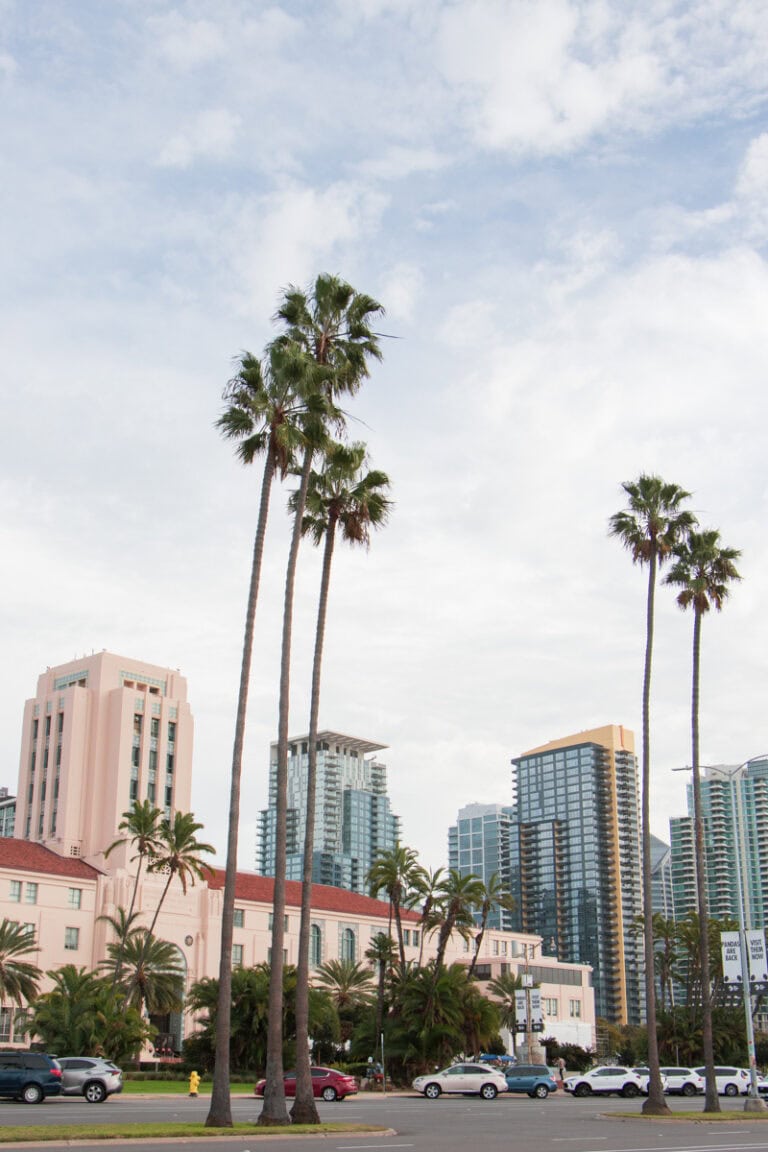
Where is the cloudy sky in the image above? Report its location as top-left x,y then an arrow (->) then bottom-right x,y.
2,0 -> 767,872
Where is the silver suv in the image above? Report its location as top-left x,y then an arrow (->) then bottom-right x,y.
57,1057 -> 123,1103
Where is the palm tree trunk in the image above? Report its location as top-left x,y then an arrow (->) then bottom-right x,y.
641,552 -> 669,1115
690,608 -> 719,1112
468,917 -> 487,979
207,451 -> 276,1128
260,443 -> 314,1127
292,515 -> 337,1124
393,897 -> 406,970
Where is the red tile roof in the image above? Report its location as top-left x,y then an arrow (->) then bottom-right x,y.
0,839 -> 102,881
208,868 -> 420,922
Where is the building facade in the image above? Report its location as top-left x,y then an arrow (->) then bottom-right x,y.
669,759 -> 768,928
448,803 -> 520,932
511,725 -> 644,1025
257,732 -> 400,894
650,834 -> 674,919
15,653 -> 193,867
0,789 -> 15,837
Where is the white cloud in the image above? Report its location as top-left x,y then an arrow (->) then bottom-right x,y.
158,109 -> 241,168
0,51 -> 17,77
377,263 -> 424,321
147,11 -> 226,68
357,145 -> 451,181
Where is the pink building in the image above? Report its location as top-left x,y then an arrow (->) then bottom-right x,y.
0,653 -> 595,1053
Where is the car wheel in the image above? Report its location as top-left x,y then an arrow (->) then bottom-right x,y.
321,1087 -> 338,1101
22,1083 -> 44,1105
574,1083 -> 592,1097
480,1084 -> 498,1100
84,1082 -> 107,1103
622,1083 -> 639,1098
534,1084 -> 550,1099
725,1084 -> 738,1097
682,1083 -> 696,1097
424,1083 -> 441,1099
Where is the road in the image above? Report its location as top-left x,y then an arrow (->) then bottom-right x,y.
3,1091 -> 768,1152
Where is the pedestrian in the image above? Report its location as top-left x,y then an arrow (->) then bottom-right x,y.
556,1057 -> 566,1082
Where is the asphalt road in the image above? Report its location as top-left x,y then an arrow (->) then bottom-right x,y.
3,1091 -> 768,1152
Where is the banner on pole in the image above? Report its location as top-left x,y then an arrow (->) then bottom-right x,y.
721,931 -> 741,983
747,930 -> 768,986
515,990 -> 527,1032
530,988 -> 544,1033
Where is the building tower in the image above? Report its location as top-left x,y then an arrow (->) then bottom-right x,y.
15,653 -> 193,864
448,803 -> 520,932
670,758 -> 768,929
511,725 -> 644,1025
257,731 -> 400,894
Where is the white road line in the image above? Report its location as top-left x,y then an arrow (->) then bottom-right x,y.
338,1145 -> 414,1150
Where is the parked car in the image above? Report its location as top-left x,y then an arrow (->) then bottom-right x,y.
659,1067 -> 704,1096
504,1064 -> 558,1098
0,1051 -> 62,1104
56,1057 -> 123,1103
254,1067 -> 358,1102
412,1062 -> 509,1100
630,1067 -> 672,1095
693,1066 -> 749,1096
564,1066 -> 647,1098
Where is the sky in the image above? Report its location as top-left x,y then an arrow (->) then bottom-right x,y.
2,0 -> 767,874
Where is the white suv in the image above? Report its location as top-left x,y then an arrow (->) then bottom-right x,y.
564,1066 -> 647,1098
659,1067 -> 704,1096
693,1066 -> 749,1096
412,1063 -> 509,1100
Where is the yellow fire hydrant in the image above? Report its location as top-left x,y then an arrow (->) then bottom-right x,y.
189,1070 -> 201,1097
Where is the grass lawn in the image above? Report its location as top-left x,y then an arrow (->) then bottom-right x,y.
0,1120 -> 386,1144
616,1110 -> 768,1121
122,1079 -> 255,1095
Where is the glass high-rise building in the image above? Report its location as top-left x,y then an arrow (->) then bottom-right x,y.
448,803 -> 520,932
511,725 -> 644,1025
670,759 -> 768,928
257,731 -> 400,895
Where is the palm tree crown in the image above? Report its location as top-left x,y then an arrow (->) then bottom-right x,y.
0,919 -> 41,1006
664,528 -> 741,614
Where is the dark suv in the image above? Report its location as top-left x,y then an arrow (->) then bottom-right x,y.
0,1051 -> 63,1103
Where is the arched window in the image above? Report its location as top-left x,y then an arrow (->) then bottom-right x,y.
310,923 -> 322,968
341,927 -> 356,962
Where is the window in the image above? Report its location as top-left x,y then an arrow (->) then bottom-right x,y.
543,997 -> 558,1015
133,714 -> 142,735
68,888 -> 82,910
341,927 -> 356,962
22,924 -> 34,938
233,908 -> 244,928
151,717 -> 160,738
168,721 -> 176,744
569,999 -> 582,1018
0,1008 -> 10,1042
232,943 -> 243,967
25,883 -> 38,905
412,930 -> 419,946
64,927 -> 79,951
9,880 -> 21,902
403,929 -> 410,946
268,913 -> 289,931
310,924 -> 322,968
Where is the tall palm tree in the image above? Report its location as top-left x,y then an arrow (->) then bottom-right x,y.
207,345 -> 308,1128
144,811 -> 214,939
664,527 -> 741,1112
104,800 -> 164,981
413,866 -> 444,966
260,275 -> 384,1127
367,844 -> 421,969
314,958 -> 375,1046
433,869 -> 486,975
0,919 -> 41,1006
467,872 -> 516,978
487,970 -> 523,1038
365,932 -> 397,1059
291,442 -> 391,1122
609,473 -> 696,1115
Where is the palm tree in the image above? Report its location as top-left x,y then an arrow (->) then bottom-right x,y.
433,869 -> 486,975
367,845 -> 421,970
261,275 -> 384,1127
314,958 -> 375,1046
207,345 -> 308,1128
467,873 -> 516,978
0,919 -> 41,1006
664,528 -> 741,1111
365,932 -> 397,1060
102,932 -> 185,1016
609,473 -> 696,1115
291,442 -> 391,1122
144,811 -> 214,940
104,799 -> 164,981
413,866 -> 444,965
487,970 -> 523,1038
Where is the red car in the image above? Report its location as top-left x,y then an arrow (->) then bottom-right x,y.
255,1066 -> 358,1102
